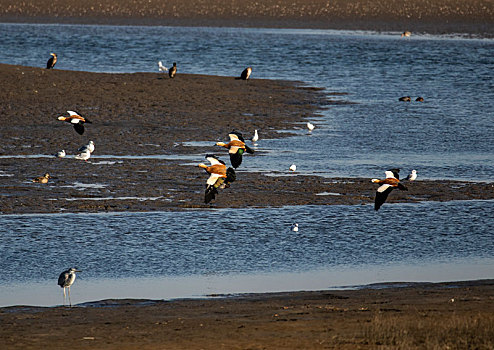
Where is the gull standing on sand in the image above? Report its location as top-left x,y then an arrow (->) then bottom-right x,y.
307,122 -> 315,132
75,149 -> 91,162
289,164 -> 297,172
251,129 -> 259,143
58,267 -> 81,307
57,111 -> 92,135
78,140 -> 95,154
404,169 -> 417,181
371,169 -> 408,211
158,61 -> 168,72
46,53 -> 57,69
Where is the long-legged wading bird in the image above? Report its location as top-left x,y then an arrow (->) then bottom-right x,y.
46,53 -> 57,69
58,267 -> 81,307
57,111 -> 92,135
216,131 -> 254,168
371,169 -> 408,211
198,155 -> 236,204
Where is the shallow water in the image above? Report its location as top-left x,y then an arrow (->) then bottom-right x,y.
0,24 -> 493,305
1,201 -> 493,306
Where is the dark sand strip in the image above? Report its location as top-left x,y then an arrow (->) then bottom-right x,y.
1,64 -> 493,214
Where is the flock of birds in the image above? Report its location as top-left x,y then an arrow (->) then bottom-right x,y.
40,52 -> 419,305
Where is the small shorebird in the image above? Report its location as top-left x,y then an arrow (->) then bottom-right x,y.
307,122 -> 315,132
58,111 -> 92,135
399,96 -> 411,102
291,223 -> 299,232
46,53 -> 57,69
250,129 -> 259,143
58,267 -> 81,307
56,150 -> 66,158
371,169 -> 408,211
158,61 -> 168,72
236,67 -> 252,80
77,140 -> 95,154
289,164 -> 297,172
198,155 -> 236,204
32,173 -> 51,183
169,62 -> 177,78
401,31 -> 411,37
75,149 -> 91,161
416,97 -> 424,102
404,169 -> 417,181
216,131 -> 254,169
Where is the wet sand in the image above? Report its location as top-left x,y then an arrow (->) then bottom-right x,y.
1,280 -> 494,349
0,0 -> 493,36
1,64 -> 493,214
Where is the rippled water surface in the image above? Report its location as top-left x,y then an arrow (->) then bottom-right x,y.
0,24 -> 493,305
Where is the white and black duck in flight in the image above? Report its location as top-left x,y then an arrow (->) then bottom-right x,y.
371,168 -> 408,211
57,110 -> 92,135
198,155 -> 236,204
216,131 -> 254,168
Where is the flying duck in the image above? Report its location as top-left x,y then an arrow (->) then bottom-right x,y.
169,62 -> 177,78
404,169 -> 417,181
32,173 -> 51,183
198,155 -> 236,204
46,53 -> 57,69
399,96 -> 411,102
371,169 -> 408,211
236,67 -> 252,80
216,131 -> 254,168
77,140 -> 95,154
58,111 -> 92,135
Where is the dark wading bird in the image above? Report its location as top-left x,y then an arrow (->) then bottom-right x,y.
371,169 -> 408,211
216,131 -> 254,168
57,110 -> 92,135
169,62 -> 177,78
235,67 -> 252,80
198,155 -> 236,204
58,267 -> 81,307
46,53 -> 57,69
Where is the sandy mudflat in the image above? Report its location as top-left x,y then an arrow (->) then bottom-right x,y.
0,63 -> 493,214
1,280 -> 494,349
0,0 -> 493,36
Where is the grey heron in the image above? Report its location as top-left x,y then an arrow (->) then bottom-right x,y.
58,267 -> 81,307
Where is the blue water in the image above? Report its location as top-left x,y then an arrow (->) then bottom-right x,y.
0,24 -> 493,305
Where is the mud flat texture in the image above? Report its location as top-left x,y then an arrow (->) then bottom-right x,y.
0,0 -> 493,37
1,280 -> 494,349
1,63 -> 493,214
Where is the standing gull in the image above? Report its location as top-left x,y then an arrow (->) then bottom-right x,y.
404,169 -> 417,181
55,150 -> 66,158
77,140 -> 95,154
250,129 -> 259,143
158,61 -> 168,72
58,267 -> 81,307
371,169 -> 408,211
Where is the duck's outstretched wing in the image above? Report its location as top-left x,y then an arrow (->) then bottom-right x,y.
73,123 -> 85,135
375,184 -> 394,211
229,149 -> 243,168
